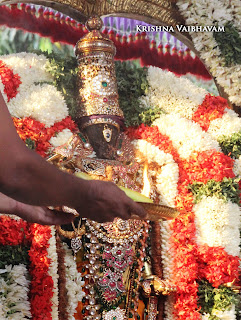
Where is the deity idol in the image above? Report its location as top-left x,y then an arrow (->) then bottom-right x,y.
49,16 -> 175,320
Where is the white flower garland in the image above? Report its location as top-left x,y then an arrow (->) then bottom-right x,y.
132,139 -> 179,207
207,108 -> 241,140
63,243 -> 85,320
7,83 -> 68,127
0,52 -> 52,87
193,196 -> 240,257
0,264 -> 31,319
160,221 -> 173,281
153,114 -> 220,159
140,66 -> 207,119
177,0 -> 241,106
47,226 -> 59,320
49,129 -> 74,147
0,53 -> 69,127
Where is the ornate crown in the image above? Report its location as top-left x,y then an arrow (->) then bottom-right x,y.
75,16 -> 124,124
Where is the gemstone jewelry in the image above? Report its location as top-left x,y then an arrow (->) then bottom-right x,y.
102,307 -> 126,320
103,124 -> 112,142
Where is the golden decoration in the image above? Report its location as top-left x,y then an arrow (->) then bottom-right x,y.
132,202 -> 180,221
75,15 -> 124,121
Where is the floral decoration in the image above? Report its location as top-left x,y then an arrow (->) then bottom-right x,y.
0,51 -> 241,320
177,0 -> 241,106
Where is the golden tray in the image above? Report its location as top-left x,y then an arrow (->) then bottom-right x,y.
133,202 -> 179,221
54,202 -> 179,223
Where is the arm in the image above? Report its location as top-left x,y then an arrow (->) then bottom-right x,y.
0,92 -> 146,222
0,192 -> 75,225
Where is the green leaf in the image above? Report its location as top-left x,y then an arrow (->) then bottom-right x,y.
188,177 -> 240,205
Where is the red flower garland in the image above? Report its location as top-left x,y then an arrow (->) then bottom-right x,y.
28,223 -> 53,320
192,95 -> 229,131
171,212 -> 200,320
126,125 -> 200,319
198,245 -> 240,288
0,216 -> 54,319
13,116 -> 77,157
126,123 -> 239,320
0,216 -> 30,245
0,59 -> 21,101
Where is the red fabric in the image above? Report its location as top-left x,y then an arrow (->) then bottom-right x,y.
157,44 -> 165,69
170,47 -> 181,75
164,44 -> 172,70
140,32 -> 150,67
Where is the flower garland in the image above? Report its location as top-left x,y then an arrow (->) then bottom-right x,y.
189,178 -> 240,205
0,216 -> 29,246
126,121 -> 240,319
207,109 -> 241,141
0,53 -> 69,127
194,196 -> 240,257
62,243 -> 85,320
126,126 -> 200,320
0,59 -> 21,101
47,227 -> 59,320
177,0 -> 241,106
1,50 -> 241,320
0,264 -> 32,319
153,115 -> 220,159
198,281 -> 238,319
28,223 -> 53,320
140,67 -> 207,119
49,128 -> 74,148
13,116 -> 77,157
192,95 -> 229,132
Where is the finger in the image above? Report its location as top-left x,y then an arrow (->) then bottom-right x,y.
127,201 -> 147,219
43,210 -> 75,225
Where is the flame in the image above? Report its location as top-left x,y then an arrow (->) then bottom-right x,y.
141,163 -> 151,197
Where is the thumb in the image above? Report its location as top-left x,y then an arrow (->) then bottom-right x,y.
128,201 -> 147,219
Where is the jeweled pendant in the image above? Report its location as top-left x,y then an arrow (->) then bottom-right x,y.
103,125 -> 112,143
102,307 -> 126,320
71,237 -> 82,259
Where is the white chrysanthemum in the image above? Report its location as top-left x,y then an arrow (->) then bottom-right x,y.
1,52 -> 52,87
47,227 -> 59,320
207,109 -> 241,140
140,67 -> 207,119
0,265 -> 31,319
194,196 -> 241,256
8,84 -> 68,127
50,129 -> 73,147
153,114 -> 220,159
165,295 -> 177,320
132,139 -> 179,207
160,220 -> 173,280
212,304 -> 236,320
63,243 -> 85,320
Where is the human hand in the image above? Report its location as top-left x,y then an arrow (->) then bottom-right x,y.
0,192 -> 74,225
78,180 -> 147,223
15,202 -> 75,225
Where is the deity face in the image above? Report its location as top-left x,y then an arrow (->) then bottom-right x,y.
83,123 -> 119,160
